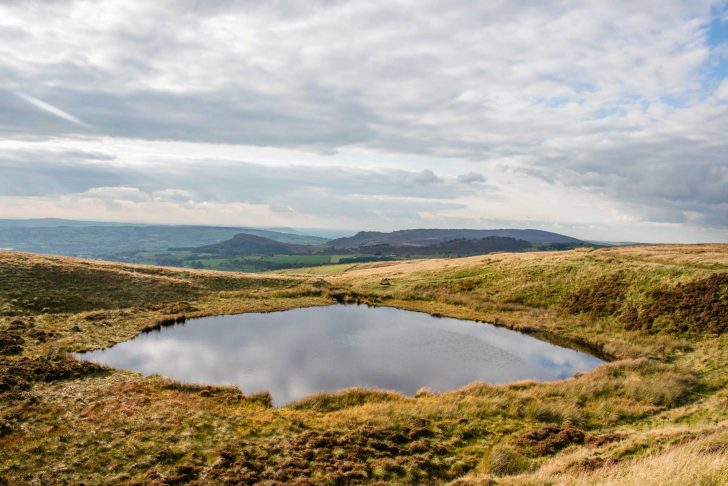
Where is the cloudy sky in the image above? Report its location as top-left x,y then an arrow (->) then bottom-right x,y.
1,0 -> 727,242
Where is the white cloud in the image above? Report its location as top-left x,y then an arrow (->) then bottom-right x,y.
717,79 -> 728,100
85,186 -> 148,202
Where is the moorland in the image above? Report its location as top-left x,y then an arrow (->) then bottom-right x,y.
0,244 -> 726,484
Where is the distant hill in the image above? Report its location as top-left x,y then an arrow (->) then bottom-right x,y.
0,223 -> 328,258
0,220 -> 586,272
326,228 -> 582,249
0,218 -> 132,229
356,237 -> 532,256
196,233 -> 311,255
197,234 -> 539,258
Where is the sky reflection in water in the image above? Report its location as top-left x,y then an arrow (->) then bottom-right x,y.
78,305 -> 603,405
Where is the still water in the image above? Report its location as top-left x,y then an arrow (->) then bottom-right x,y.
78,305 -> 603,405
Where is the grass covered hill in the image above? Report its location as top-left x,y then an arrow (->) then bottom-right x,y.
345,237 -> 533,258
325,228 -> 583,249
115,232 -> 564,273
194,233 -> 311,255
0,245 -> 726,484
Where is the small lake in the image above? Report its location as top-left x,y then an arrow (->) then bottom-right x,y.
78,305 -> 603,405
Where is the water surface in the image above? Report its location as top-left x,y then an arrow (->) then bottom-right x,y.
78,305 -> 603,405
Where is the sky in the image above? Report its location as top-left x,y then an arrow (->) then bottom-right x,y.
0,0 -> 727,242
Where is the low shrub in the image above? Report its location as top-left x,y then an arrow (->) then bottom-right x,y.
622,273 -> 728,334
0,354 -> 107,392
487,444 -> 531,476
288,387 -> 403,412
623,370 -> 698,407
516,424 -> 585,456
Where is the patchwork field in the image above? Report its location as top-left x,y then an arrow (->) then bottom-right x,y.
0,245 -> 726,484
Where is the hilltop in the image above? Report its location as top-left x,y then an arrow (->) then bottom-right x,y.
326,228 -> 583,249
195,233 -> 311,255
0,245 -> 726,484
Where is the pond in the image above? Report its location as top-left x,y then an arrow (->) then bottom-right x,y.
77,305 -> 603,405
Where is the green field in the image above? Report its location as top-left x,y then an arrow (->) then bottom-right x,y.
190,254 -> 350,271
118,251 -> 378,272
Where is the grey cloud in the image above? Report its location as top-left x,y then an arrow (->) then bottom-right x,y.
268,190 -> 465,221
411,170 -> 442,185
0,88 -> 378,149
525,127 -> 728,227
457,172 -> 486,184
171,162 -> 481,203
0,148 -> 483,220
0,149 -> 125,196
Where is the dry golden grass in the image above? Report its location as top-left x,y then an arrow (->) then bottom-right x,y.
471,423 -> 728,486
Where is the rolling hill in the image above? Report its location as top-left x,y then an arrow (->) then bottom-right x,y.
343,236 -> 533,256
195,233 -> 311,255
326,228 -> 583,249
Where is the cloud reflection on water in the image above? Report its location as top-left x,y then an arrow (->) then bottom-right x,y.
78,305 -> 603,405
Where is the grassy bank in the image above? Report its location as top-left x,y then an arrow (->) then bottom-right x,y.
0,246 -> 726,484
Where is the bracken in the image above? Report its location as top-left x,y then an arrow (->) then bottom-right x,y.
515,424 -> 586,456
